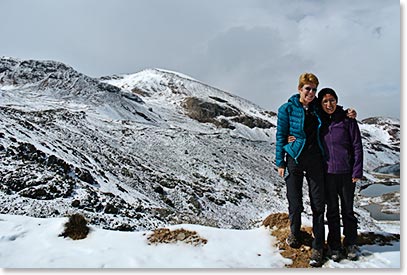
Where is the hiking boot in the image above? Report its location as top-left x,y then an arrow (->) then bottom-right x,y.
346,245 -> 359,261
286,233 -> 301,248
309,248 -> 324,267
327,247 -> 343,262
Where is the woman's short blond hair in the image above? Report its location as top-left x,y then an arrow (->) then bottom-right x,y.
298,73 -> 319,89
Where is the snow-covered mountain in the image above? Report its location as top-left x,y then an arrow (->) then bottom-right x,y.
0,57 -> 400,233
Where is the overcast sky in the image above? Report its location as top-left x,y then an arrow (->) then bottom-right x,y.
0,0 -> 400,119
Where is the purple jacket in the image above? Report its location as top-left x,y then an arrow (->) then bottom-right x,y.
320,106 -> 363,179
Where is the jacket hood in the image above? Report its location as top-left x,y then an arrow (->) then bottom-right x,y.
320,105 -> 346,123
288,94 -> 301,106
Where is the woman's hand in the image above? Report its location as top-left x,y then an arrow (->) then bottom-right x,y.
288,136 -> 296,143
352,178 -> 360,183
278,167 -> 285,177
347,108 -> 357,119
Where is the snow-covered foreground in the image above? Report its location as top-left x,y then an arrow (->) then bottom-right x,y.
0,214 -> 400,270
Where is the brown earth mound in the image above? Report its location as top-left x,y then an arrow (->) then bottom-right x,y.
262,212 -> 400,268
263,212 -> 315,268
146,228 -> 208,246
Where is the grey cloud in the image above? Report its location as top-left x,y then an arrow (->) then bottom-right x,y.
182,26 -> 314,112
206,27 -> 284,72
0,0 -> 400,119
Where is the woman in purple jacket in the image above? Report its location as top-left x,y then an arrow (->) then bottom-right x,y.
318,88 -> 363,262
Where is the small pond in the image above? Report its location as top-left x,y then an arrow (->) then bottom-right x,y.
360,183 -> 400,197
363,204 -> 400,221
360,181 -> 400,221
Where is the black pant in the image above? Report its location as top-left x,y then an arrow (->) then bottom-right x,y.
285,153 -> 325,250
325,173 -> 358,249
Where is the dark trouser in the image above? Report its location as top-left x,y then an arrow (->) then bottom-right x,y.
325,173 -> 358,249
285,153 -> 325,250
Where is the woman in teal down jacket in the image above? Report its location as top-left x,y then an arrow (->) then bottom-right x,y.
275,72 -> 326,267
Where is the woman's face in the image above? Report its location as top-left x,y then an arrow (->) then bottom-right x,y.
321,94 -> 337,114
298,84 -> 317,105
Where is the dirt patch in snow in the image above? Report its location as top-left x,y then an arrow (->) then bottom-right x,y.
146,228 -> 208,246
263,212 -> 400,268
263,213 -> 314,268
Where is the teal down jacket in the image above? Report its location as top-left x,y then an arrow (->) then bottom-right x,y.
275,94 -> 324,168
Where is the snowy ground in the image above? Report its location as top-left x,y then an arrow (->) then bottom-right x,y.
0,214 -> 400,272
